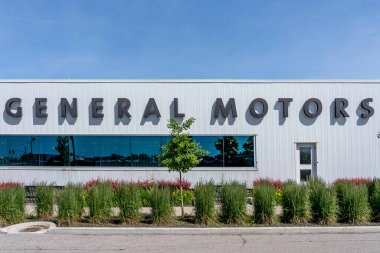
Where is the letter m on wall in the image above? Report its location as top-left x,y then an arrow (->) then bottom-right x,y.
213,98 -> 237,118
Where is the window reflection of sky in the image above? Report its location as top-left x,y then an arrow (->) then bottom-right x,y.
0,135 -> 255,167
192,136 -> 220,156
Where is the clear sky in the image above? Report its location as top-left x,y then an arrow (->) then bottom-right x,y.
0,0 -> 379,79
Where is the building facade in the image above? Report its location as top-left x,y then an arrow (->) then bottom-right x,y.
0,80 -> 379,187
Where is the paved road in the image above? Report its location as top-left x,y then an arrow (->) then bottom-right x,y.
1,232 -> 380,253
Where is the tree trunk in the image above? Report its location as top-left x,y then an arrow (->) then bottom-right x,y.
180,171 -> 184,219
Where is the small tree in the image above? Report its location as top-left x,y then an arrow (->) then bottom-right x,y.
159,117 -> 208,218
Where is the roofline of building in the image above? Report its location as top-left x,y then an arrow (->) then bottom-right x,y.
0,79 -> 379,83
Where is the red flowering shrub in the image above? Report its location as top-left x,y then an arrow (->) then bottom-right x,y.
253,178 -> 283,189
83,179 -> 101,190
110,180 -> 121,190
83,179 -> 121,191
136,179 -> 191,190
84,178 -> 191,191
171,179 -> 191,189
334,178 -> 372,186
0,182 -> 21,190
135,181 -> 151,189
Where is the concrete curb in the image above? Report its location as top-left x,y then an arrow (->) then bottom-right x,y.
48,226 -> 380,236
1,221 -> 56,234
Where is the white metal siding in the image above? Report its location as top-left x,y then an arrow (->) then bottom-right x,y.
0,80 -> 379,186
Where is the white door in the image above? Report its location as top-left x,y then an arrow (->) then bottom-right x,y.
296,143 -> 317,182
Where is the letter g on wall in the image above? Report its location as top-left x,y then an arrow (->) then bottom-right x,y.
5,98 -> 22,118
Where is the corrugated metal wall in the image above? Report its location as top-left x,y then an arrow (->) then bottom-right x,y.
0,80 -> 379,186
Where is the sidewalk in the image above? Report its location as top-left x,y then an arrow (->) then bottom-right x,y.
49,226 -> 380,235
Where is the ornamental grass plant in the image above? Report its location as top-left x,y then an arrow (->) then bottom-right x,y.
194,181 -> 217,225
282,181 -> 310,223
252,182 -> 277,224
170,189 -> 194,206
307,178 -> 338,224
140,188 -> 151,207
335,181 -> 371,223
88,181 -> 113,223
57,184 -> 84,225
220,181 -> 247,224
368,179 -> 380,221
35,182 -> 55,219
150,186 -> 173,224
116,183 -> 142,224
0,184 -> 25,225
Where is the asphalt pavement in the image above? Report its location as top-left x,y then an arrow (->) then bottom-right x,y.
1,227 -> 380,253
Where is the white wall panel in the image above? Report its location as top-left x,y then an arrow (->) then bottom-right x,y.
0,80 -> 379,186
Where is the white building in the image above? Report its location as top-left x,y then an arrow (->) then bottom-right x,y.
0,80 -> 379,187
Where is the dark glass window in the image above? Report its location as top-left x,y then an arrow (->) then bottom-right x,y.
300,147 -> 312,165
33,136 -> 69,166
70,136 -> 101,166
192,136 -> 223,167
0,136 -> 8,165
300,169 -> 311,181
130,136 -> 162,167
8,136 -> 33,166
161,136 -> 170,148
100,136 -> 131,166
205,136 -> 256,167
224,136 -> 255,167
0,135 -> 256,168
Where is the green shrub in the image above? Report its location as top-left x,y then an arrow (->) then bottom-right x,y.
150,186 -> 173,224
35,183 -> 55,219
308,178 -> 338,224
220,181 -> 247,224
282,181 -> 310,223
0,186 -> 25,225
87,182 -> 113,223
140,188 -> 151,207
57,184 -> 84,225
70,183 -> 85,214
116,184 -> 142,223
253,182 -> 277,224
171,189 -> 194,206
194,181 -> 217,225
335,181 -> 371,223
275,189 -> 283,205
368,179 -> 380,221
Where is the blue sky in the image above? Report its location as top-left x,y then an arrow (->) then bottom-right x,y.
0,0 -> 379,79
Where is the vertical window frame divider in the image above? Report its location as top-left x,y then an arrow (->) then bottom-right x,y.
222,136 -> 225,167
99,136 -> 102,167
7,136 -> 10,166
129,136 -> 132,167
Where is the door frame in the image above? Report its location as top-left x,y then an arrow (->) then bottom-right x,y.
295,142 -> 317,183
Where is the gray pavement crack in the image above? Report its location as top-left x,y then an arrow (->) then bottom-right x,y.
238,234 -> 246,246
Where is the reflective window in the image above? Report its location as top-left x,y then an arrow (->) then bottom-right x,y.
8,136 -> 34,166
161,136 -> 170,148
0,135 -> 256,168
130,136 -> 162,167
0,136 -> 8,165
224,136 -> 255,167
33,136 -> 69,166
100,136 -> 131,167
300,169 -> 311,181
70,136 -> 101,166
300,147 -> 312,165
193,136 -> 223,167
